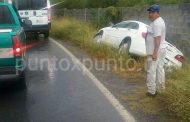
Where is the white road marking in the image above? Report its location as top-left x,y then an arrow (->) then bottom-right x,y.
50,38 -> 136,122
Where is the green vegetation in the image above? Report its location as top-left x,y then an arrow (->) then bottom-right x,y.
51,17 -> 190,121
51,0 -> 190,9
160,63 -> 190,121
104,6 -> 121,24
117,0 -> 190,7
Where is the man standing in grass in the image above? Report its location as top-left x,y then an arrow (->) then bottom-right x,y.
146,4 -> 167,97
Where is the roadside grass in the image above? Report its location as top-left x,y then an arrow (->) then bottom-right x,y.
159,62 -> 190,121
121,61 -> 190,121
51,17 -> 190,121
120,87 -> 163,115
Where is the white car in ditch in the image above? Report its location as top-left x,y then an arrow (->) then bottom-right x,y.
94,20 -> 184,68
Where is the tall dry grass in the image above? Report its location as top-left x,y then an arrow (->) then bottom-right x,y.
158,62 -> 190,121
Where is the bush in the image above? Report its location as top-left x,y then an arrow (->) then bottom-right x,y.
104,6 -> 121,24
91,6 -> 121,28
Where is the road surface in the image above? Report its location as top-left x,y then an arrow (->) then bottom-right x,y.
0,38 -> 129,122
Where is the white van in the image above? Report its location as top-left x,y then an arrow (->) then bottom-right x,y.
13,0 -> 51,38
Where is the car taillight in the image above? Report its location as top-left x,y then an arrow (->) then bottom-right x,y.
48,9 -> 51,22
175,55 -> 184,63
142,32 -> 147,39
13,36 -> 22,57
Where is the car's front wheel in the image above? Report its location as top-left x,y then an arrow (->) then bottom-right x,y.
94,30 -> 103,43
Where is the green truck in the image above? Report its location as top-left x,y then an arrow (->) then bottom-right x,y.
0,2 -> 31,87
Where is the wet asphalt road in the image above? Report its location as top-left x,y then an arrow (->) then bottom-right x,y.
0,38 -> 125,122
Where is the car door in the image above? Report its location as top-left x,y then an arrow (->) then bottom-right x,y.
0,5 -> 16,67
113,22 -> 139,48
104,22 -> 130,47
102,22 -> 125,46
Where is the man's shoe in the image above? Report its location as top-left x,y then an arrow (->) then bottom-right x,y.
146,92 -> 157,97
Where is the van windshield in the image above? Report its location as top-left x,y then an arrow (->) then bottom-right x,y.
0,6 -> 15,25
15,0 -> 47,10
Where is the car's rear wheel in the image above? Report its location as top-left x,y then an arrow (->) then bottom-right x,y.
44,31 -> 49,38
19,71 -> 26,89
119,37 -> 131,54
34,33 -> 39,39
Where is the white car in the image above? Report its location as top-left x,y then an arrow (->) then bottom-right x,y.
94,20 -> 184,68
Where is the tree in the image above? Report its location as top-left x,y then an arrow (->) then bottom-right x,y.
64,0 -> 87,8
87,0 -> 117,8
52,0 -> 117,8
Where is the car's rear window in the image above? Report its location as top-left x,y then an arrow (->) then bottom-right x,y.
0,6 -> 15,25
15,0 -> 47,10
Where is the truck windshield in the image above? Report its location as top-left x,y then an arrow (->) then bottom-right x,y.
15,0 -> 47,10
0,6 -> 15,25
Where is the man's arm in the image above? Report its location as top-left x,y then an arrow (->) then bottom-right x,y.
152,36 -> 161,61
152,20 -> 162,61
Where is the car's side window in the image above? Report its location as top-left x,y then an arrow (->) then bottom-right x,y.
112,22 -> 129,28
0,6 -> 15,25
112,22 -> 139,30
124,22 -> 139,30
